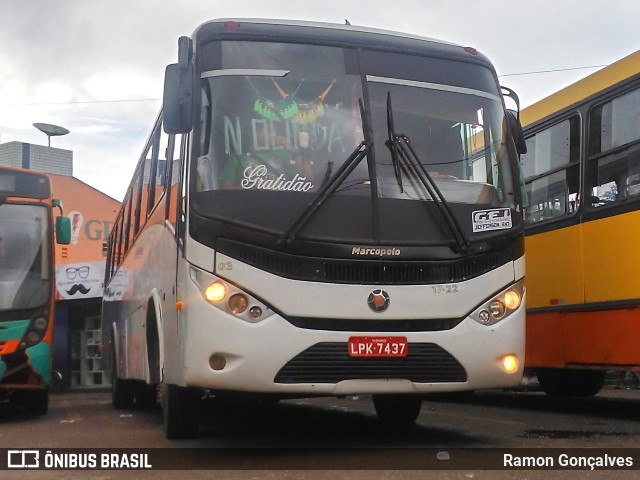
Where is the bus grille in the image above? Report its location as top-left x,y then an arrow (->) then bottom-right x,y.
274,342 -> 467,384
217,239 -> 509,285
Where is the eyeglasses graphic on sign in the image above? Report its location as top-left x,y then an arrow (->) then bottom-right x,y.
66,266 -> 90,280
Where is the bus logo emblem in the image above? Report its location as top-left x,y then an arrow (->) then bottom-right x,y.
368,289 -> 390,312
471,208 -> 512,233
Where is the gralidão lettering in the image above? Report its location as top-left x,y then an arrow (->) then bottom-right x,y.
241,165 -> 314,191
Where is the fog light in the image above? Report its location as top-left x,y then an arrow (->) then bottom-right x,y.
205,281 -> 227,303
228,294 -> 248,314
209,354 -> 226,371
27,331 -> 41,344
504,290 -> 521,310
249,306 -> 263,320
489,300 -> 506,319
502,354 -> 519,373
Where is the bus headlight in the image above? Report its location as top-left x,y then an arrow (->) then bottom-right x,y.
18,310 -> 50,350
228,294 -> 248,314
33,317 -> 48,331
489,300 -> 506,319
504,290 -> 521,310
27,331 -> 41,344
470,279 -> 525,326
191,267 -> 274,323
205,281 -> 227,303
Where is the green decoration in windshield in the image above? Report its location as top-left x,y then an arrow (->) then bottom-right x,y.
249,78 -> 336,124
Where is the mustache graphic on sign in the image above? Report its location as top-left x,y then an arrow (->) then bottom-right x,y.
66,284 -> 92,296
56,263 -> 105,299
63,266 -> 92,296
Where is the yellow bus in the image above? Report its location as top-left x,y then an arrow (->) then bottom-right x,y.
0,167 -> 70,413
521,50 -> 640,396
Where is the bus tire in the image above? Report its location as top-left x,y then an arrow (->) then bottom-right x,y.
24,389 -> 49,415
163,383 -> 200,439
112,353 -> 135,409
373,394 -> 422,425
536,368 -> 605,397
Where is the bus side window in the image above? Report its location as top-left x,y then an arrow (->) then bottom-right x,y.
131,164 -> 144,237
589,88 -> 640,206
165,134 -> 183,228
178,134 -> 189,249
121,191 -> 132,255
146,124 -> 161,215
139,153 -> 152,228
522,116 -> 580,224
149,118 -> 172,215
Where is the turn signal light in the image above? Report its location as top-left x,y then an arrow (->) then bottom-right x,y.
205,281 -> 227,303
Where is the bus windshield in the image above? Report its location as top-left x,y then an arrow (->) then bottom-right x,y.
192,40 -> 520,242
195,41 -> 363,195
0,204 -> 50,310
368,77 -> 515,206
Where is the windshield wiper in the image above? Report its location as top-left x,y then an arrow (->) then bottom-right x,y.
279,98 -> 373,246
385,92 -> 470,253
385,94 -> 404,193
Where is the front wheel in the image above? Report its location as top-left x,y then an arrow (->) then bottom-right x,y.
162,383 -> 201,439
536,368 -> 605,397
112,354 -> 135,409
373,394 -> 422,425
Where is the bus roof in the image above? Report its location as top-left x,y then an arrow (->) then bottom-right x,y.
521,49 -> 640,128
192,18 -> 493,67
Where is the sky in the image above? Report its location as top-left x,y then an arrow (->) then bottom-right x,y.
0,0 -> 638,201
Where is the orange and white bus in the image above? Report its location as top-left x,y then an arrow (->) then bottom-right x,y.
103,19 -> 528,438
521,50 -> 640,396
0,166 -> 70,413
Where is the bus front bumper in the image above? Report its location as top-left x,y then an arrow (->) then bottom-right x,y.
176,299 -> 526,396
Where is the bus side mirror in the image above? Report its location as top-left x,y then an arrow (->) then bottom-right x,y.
163,63 -> 194,134
55,216 -> 71,245
163,37 -> 195,134
506,110 -> 527,155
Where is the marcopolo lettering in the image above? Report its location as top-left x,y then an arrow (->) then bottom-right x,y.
352,246 -> 401,257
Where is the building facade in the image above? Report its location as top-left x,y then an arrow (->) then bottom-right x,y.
0,141 -> 73,176
50,174 -> 120,389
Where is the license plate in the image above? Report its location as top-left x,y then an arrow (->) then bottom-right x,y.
348,336 -> 408,357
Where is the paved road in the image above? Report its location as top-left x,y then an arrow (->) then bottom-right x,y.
1,386 -> 640,479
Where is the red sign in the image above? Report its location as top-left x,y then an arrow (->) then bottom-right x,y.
348,336 -> 408,357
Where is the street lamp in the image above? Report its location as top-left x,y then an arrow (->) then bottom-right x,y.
33,123 -> 70,147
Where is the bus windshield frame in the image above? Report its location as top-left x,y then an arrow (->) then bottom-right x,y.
0,202 -> 51,312
189,39 -> 521,248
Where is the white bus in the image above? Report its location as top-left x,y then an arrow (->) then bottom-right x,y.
103,19 -> 528,439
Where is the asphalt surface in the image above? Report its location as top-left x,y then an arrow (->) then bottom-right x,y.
1,386 -> 640,479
